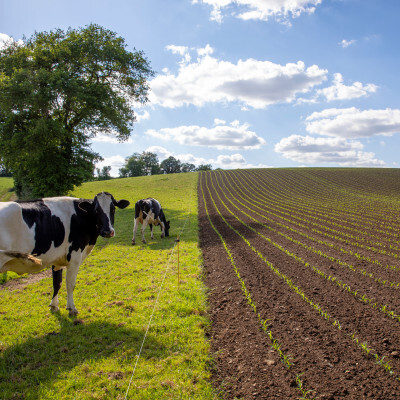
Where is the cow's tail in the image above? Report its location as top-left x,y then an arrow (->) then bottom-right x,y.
0,250 -> 42,265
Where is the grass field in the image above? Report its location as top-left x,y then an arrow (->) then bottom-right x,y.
0,173 -> 219,400
0,177 -> 14,202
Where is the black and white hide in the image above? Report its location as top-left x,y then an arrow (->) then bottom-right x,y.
0,192 -> 129,315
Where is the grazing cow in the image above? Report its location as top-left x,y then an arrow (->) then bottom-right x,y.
0,192 -> 129,315
132,198 -> 170,245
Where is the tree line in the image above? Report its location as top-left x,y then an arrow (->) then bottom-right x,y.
96,151 -> 212,180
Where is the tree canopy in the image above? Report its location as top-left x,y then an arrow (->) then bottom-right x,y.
119,152 -> 212,177
0,24 -> 153,198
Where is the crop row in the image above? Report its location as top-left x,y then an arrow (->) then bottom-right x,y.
229,169 -> 400,246
200,169 -> 400,397
219,170 -> 400,288
207,171 -> 400,343
216,171 -> 400,296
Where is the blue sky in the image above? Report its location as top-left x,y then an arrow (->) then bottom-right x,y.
1,0 -> 400,175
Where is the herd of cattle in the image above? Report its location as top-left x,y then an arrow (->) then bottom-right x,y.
0,193 -> 170,315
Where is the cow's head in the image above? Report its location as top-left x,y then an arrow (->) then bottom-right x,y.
164,220 -> 170,237
79,192 -> 130,238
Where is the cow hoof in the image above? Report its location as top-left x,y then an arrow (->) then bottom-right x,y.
50,305 -> 60,313
67,308 -> 79,316
142,240 -> 147,244
161,234 -> 165,238
132,240 -> 135,245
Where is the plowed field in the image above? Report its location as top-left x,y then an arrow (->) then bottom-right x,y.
199,168 -> 400,400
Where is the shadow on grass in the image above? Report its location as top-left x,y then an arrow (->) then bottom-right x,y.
0,313 -> 164,399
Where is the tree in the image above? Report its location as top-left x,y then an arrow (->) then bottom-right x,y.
0,158 -> 12,177
96,165 -> 112,181
181,163 -> 196,173
160,156 -> 181,174
196,164 -> 213,171
141,151 -> 161,175
0,24 -> 153,198
119,153 -> 145,177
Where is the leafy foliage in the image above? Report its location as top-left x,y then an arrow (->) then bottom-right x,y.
0,24 -> 153,198
120,152 -> 211,177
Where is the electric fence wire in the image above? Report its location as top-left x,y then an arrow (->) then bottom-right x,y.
124,185 -> 194,399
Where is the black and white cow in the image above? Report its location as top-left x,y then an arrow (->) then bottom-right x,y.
132,198 -> 170,245
0,192 -> 129,315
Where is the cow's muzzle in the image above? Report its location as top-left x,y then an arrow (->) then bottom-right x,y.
101,230 -> 115,238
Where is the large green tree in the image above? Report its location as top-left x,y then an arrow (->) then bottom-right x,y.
0,24 -> 153,198
160,156 -> 181,174
119,151 -> 161,177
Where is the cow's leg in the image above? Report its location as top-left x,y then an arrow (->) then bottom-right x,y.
150,224 -> 154,239
65,263 -> 80,316
50,265 -> 63,312
141,219 -> 148,243
160,221 -> 165,238
132,218 -> 139,245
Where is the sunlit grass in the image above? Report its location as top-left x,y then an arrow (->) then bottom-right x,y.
0,173 -> 219,399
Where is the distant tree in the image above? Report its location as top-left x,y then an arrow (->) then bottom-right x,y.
160,156 -> 181,174
0,159 -> 12,177
196,164 -> 213,171
119,153 -> 145,177
0,24 -> 153,198
96,166 -> 112,181
181,163 -> 196,173
141,151 -> 161,175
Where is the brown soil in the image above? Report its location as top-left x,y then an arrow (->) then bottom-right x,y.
0,269 -> 51,291
199,169 -> 400,400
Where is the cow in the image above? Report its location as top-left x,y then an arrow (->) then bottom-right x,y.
0,192 -> 129,315
132,198 -> 170,245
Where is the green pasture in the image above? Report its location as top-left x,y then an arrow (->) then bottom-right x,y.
0,177 -> 14,202
0,174 -> 219,399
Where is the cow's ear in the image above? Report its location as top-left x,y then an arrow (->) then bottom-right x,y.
115,199 -> 130,209
78,200 -> 93,213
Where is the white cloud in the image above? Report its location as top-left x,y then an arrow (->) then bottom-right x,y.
275,134 -> 385,166
193,0 -> 322,23
306,107 -> 400,138
91,132 -> 134,144
145,146 -> 173,160
317,73 -> 378,101
339,39 -> 356,48
95,155 -> 126,177
197,44 -> 214,57
0,33 -> 23,49
214,118 -> 226,125
166,44 -> 191,63
166,45 -> 189,56
212,153 -> 273,168
150,49 -> 327,109
146,120 -> 266,150
135,110 -> 150,122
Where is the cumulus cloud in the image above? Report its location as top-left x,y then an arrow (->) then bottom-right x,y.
192,0 -> 322,23
150,46 -> 327,109
135,110 -> 150,122
0,33 -> 23,49
339,39 -> 356,48
146,120 -> 266,150
95,155 -> 126,177
317,73 -> 378,101
275,134 -> 385,167
91,133 -> 134,144
306,107 -> 400,138
166,44 -> 191,63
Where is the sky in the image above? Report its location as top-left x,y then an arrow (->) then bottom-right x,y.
1,0 -> 400,175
